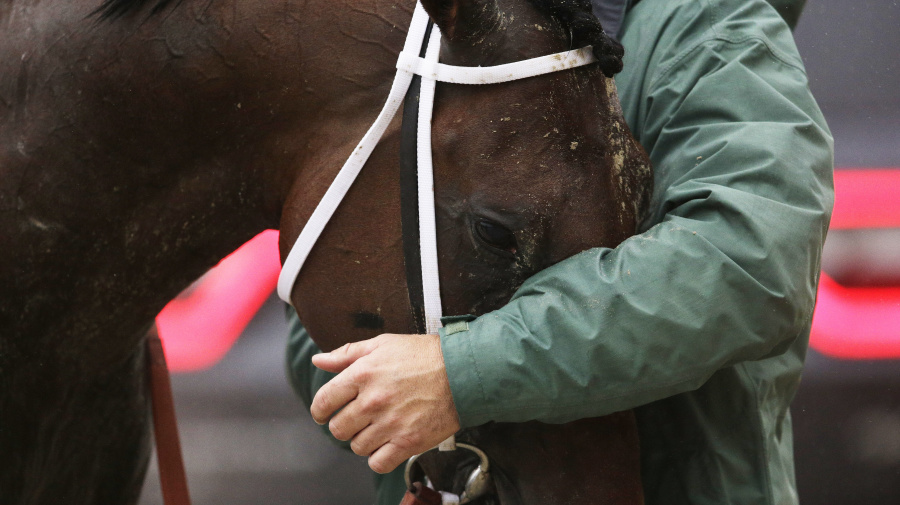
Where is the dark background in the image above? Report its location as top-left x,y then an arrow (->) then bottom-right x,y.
138,1 -> 900,503
795,0 -> 900,168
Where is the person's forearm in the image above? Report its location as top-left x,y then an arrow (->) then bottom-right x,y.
442,27 -> 833,427
442,202 -> 827,426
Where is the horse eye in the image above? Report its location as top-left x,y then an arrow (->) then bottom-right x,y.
475,220 -> 517,255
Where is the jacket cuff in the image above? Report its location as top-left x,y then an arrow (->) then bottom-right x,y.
438,315 -> 493,428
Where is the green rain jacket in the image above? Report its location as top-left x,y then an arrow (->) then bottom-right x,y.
286,0 -> 834,503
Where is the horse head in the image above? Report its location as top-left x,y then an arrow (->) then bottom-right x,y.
280,1 -> 652,501
282,0 -> 651,352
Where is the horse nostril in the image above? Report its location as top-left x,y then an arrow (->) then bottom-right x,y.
475,220 -> 518,255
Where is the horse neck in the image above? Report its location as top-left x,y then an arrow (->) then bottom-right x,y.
121,0 -> 418,220
0,0 -> 414,351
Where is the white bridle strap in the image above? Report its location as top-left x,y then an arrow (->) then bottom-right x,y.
396,46 -> 597,85
276,3 -> 433,303
417,27 -> 445,336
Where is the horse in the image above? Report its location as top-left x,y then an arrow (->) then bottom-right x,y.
0,0 -> 651,503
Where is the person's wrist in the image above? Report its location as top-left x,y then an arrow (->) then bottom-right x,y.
439,321 -> 489,428
431,333 -> 462,431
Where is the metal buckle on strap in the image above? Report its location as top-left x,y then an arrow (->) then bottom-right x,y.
404,443 -> 492,504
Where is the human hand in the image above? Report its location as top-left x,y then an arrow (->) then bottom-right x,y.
310,333 -> 461,473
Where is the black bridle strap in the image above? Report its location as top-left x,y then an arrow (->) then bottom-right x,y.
399,21 -> 434,335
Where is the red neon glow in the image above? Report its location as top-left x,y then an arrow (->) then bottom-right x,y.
830,169 -> 900,229
811,273 -> 900,360
809,168 -> 900,360
155,230 -> 281,372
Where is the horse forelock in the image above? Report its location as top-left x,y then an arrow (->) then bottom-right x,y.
524,0 -> 625,77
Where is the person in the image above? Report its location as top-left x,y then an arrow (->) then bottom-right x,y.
286,0 -> 834,503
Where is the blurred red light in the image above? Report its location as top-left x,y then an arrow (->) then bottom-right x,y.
811,168 -> 900,360
155,230 -> 281,372
830,169 -> 900,230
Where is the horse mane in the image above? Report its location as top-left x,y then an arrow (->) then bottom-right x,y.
92,0 -> 623,75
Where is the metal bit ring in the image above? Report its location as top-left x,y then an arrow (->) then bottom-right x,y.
404,442 -> 491,503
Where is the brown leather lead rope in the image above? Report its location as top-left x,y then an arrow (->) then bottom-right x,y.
147,329 -> 192,505
400,482 -> 443,505
147,328 -> 431,505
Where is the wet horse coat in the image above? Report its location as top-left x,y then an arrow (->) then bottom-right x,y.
0,0 -> 651,503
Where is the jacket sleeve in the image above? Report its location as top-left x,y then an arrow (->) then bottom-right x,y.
284,308 -> 352,449
440,8 -> 834,428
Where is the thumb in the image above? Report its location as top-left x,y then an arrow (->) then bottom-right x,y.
312,337 -> 382,373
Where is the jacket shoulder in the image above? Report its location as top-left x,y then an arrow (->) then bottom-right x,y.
621,0 -> 805,79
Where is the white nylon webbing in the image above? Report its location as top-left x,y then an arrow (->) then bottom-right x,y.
439,491 -> 460,505
276,3 -> 432,303
417,27 -> 444,337
417,27 -> 458,453
396,46 -> 597,85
